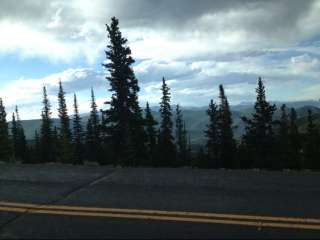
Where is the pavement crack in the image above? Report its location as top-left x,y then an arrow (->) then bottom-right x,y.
0,169 -> 117,235
0,213 -> 25,236
51,170 -> 118,203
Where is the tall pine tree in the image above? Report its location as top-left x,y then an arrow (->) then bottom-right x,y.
145,102 -> 158,166
0,98 -> 12,162
57,81 -> 73,163
40,86 -> 55,163
217,85 -> 236,169
242,77 -> 277,169
158,77 -> 176,167
11,107 -> 27,162
277,104 -> 290,169
102,17 -> 146,166
86,88 -> 102,164
72,93 -> 83,165
175,104 -> 188,166
52,126 -> 59,160
11,112 -> 18,162
205,100 -> 219,168
32,130 -> 41,163
288,108 -> 301,169
304,109 -> 320,169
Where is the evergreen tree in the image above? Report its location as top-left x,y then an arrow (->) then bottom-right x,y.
102,17 -> 147,166
11,108 -> 27,163
0,98 -> 12,162
145,102 -> 158,166
72,93 -> 83,165
40,86 -> 55,163
277,104 -> 290,169
304,109 -> 320,169
52,126 -> 59,159
89,88 -> 99,137
157,77 -> 176,167
57,81 -> 73,163
175,105 -> 188,166
288,108 -> 301,169
186,132 -> 192,166
238,140 -> 252,169
194,147 -> 207,168
127,91 -> 148,166
242,77 -> 277,169
33,130 -> 41,163
86,88 -> 102,164
15,106 -> 30,163
217,85 -> 236,169
11,112 -> 18,162
205,100 -> 219,168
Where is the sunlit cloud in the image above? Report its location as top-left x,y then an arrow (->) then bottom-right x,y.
0,0 -> 320,119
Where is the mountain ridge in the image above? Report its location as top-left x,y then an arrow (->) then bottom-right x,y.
12,100 -> 320,144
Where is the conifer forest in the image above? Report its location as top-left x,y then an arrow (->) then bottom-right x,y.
0,17 -> 319,171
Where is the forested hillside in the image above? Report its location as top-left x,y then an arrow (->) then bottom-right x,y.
17,102 -> 320,145
1,17 -> 319,170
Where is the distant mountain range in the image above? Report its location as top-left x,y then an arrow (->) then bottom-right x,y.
15,100 -> 320,145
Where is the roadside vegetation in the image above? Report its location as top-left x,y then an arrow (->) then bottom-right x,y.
0,17 -> 319,170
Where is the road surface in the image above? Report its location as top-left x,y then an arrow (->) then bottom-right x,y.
0,164 -> 319,239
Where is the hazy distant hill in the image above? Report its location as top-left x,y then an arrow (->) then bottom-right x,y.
15,100 -> 320,145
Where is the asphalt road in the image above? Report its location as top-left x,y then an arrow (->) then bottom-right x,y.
0,164 -> 320,239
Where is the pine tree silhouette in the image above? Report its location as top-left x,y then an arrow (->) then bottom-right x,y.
11,106 -> 28,163
52,126 -> 59,161
205,100 -> 219,168
86,88 -> 102,164
102,17 -> 147,166
33,130 -> 41,163
11,112 -> 18,162
57,81 -> 73,163
0,99 -> 12,162
242,77 -> 277,169
217,85 -> 236,169
158,77 -> 176,167
72,93 -> 83,165
145,102 -> 158,166
277,104 -> 290,170
304,109 -> 320,169
288,108 -> 301,169
175,104 -> 188,166
40,86 -> 55,163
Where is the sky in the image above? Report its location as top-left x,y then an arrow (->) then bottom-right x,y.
0,0 -> 320,119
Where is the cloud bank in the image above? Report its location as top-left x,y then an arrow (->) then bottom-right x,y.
0,0 -> 320,119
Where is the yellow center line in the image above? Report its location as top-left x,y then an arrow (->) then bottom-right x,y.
0,201 -> 320,231
0,201 -> 319,224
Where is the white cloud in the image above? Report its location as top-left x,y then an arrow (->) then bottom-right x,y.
134,60 -> 197,83
289,54 -> 320,74
177,88 -> 216,96
0,0 -> 319,63
0,21 -> 76,62
134,50 -> 320,106
300,84 -> 320,101
0,68 -> 106,119
46,8 -> 63,29
1,0 -> 320,115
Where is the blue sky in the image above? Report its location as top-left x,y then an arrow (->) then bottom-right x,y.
0,0 -> 320,119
